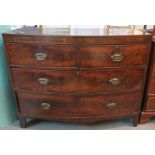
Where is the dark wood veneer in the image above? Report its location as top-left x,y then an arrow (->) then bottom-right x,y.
5,43 -> 149,68
17,91 -> 141,117
3,35 -> 152,45
11,67 -> 145,93
5,44 -> 77,67
80,44 -> 149,67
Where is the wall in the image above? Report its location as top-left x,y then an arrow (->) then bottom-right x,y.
0,25 -> 17,127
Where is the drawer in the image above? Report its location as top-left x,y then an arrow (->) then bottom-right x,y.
5,44 -> 77,68
17,91 -> 141,117
148,79 -> 155,94
146,96 -> 155,111
11,68 -> 144,93
80,44 -> 149,67
151,65 -> 155,78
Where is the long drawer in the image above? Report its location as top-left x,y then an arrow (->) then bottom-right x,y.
11,68 -> 145,93
6,43 -> 149,68
17,91 -> 141,117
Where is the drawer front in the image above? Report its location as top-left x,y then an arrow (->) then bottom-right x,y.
11,68 -> 144,93
151,65 -> 155,78
146,96 -> 155,111
5,44 -> 77,67
17,91 -> 141,117
148,79 -> 155,94
80,44 -> 149,67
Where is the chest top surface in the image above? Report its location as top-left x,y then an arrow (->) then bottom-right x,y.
2,26 -> 152,44
3,26 -> 151,36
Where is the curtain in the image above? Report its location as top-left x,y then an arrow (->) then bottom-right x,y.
0,25 -> 17,127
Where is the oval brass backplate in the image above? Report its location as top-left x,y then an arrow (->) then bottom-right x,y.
106,103 -> 117,109
38,78 -> 49,85
35,52 -> 47,61
110,53 -> 124,62
40,103 -> 51,110
109,78 -> 121,85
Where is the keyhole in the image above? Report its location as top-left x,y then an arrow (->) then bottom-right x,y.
113,46 -> 120,50
76,71 -> 80,76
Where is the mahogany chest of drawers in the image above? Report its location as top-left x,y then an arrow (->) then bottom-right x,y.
140,29 -> 155,124
2,27 -> 152,128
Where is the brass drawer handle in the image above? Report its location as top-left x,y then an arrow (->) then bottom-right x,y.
106,103 -> 117,109
38,78 -> 49,85
109,78 -> 121,85
35,52 -> 47,60
40,103 -> 51,110
110,53 -> 124,62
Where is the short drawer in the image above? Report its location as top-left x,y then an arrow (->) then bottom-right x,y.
11,68 -> 145,93
5,44 -> 77,68
146,96 -> 155,111
80,44 -> 149,67
17,91 -> 141,117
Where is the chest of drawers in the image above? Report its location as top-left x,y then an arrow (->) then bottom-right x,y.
3,27 -> 152,128
140,28 -> 155,124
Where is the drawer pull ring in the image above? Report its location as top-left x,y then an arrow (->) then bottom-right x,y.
38,78 -> 49,85
109,78 -> 121,85
35,52 -> 47,60
40,103 -> 51,110
110,53 -> 124,62
106,103 -> 117,109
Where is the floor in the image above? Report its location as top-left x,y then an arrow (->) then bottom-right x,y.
1,118 -> 155,130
